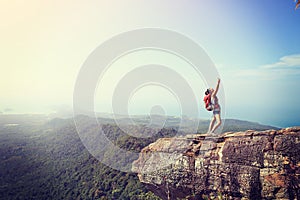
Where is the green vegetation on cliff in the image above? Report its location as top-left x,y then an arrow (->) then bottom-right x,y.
0,116 -> 177,200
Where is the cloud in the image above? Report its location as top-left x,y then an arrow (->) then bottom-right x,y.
219,54 -> 300,81
261,54 -> 300,69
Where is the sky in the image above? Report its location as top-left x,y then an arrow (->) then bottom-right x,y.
0,0 -> 300,127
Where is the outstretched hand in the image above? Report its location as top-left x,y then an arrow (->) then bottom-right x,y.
212,78 -> 221,97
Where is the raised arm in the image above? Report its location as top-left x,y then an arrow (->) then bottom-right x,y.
212,78 -> 220,97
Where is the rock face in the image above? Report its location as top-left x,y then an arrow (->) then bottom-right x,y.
132,128 -> 300,200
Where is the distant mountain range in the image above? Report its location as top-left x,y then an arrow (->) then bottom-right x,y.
0,113 -> 279,133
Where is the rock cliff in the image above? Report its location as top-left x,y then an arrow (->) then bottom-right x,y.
132,127 -> 300,200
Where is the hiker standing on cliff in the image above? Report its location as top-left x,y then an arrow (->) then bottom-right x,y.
204,78 -> 221,134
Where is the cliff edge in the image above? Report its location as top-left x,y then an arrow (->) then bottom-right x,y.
132,127 -> 300,200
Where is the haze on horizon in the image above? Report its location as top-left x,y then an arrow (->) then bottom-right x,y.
1,0 -> 300,128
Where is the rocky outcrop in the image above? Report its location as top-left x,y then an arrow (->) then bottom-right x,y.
132,127 -> 300,200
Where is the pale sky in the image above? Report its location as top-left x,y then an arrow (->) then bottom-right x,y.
1,0 -> 300,127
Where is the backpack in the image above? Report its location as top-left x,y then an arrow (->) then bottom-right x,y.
203,94 -> 213,111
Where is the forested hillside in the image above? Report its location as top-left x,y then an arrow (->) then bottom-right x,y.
0,115 -> 277,200
0,117 -> 170,200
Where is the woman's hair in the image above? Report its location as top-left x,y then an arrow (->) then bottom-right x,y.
205,89 -> 210,95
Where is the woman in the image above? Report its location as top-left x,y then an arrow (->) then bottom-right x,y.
207,78 -> 221,134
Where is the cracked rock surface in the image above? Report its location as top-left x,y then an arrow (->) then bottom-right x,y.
132,127 -> 300,200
